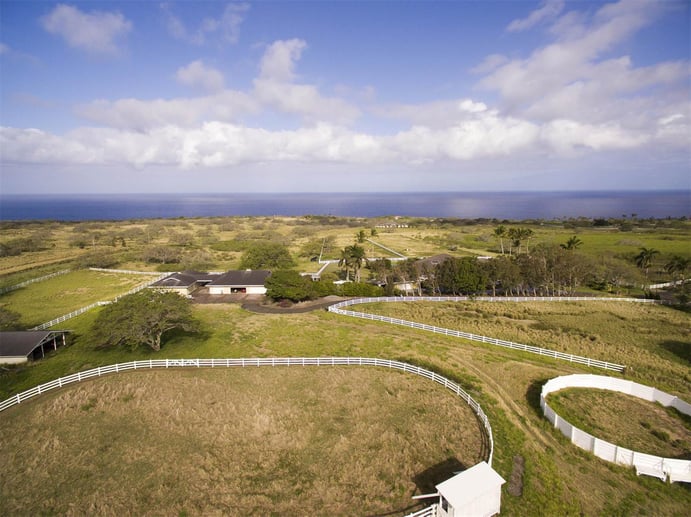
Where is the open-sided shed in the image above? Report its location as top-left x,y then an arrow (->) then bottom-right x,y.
0,331 -> 69,364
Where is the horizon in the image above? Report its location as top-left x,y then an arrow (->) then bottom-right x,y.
1,1 -> 689,195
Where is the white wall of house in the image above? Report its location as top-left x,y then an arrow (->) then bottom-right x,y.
246,286 -> 267,295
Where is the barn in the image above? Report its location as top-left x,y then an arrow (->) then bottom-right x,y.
207,270 -> 271,295
0,331 -> 69,365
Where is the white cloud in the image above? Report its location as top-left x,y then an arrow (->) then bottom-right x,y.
477,0 -> 689,141
40,4 -> 132,55
176,60 -> 225,92
507,0 -> 565,32
76,90 -> 259,131
0,42 -> 8,55
258,39 -> 307,82
161,2 -> 249,46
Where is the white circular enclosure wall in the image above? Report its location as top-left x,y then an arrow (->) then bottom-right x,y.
540,374 -> 691,483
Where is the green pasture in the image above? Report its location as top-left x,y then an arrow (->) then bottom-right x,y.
1,299 -> 690,515
0,270 -> 152,328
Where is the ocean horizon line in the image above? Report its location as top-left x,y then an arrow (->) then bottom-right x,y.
1,191 -> 689,222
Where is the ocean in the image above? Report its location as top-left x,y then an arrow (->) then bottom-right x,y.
0,191 -> 688,221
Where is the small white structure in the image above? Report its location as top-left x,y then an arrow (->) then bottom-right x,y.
436,461 -> 505,517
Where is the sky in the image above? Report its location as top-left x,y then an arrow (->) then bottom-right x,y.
0,0 -> 689,194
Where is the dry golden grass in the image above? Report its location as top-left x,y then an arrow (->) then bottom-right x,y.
548,389 -> 691,459
0,367 -> 484,516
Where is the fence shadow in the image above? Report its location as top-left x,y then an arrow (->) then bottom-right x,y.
525,377 -> 550,418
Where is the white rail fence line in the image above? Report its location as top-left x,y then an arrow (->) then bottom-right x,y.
30,273 -> 169,331
88,268 -> 163,275
328,297 -> 637,373
0,269 -> 72,295
0,356 -> 494,463
405,504 -> 438,517
541,374 -> 691,484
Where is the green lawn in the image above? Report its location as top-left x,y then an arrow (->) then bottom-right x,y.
0,270 -> 154,327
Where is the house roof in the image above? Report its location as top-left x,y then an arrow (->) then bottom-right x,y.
436,461 -> 506,508
210,269 -> 271,287
0,331 -> 68,358
151,271 -> 220,288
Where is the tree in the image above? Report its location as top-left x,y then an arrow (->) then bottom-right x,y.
339,244 -> 367,282
493,225 -> 507,255
370,227 -> 378,237
436,257 -> 487,295
239,242 -> 295,270
91,290 -> 199,352
665,255 -> 689,283
561,235 -> 583,250
348,244 -> 367,282
635,247 -> 659,279
265,270 -> 317,302
356,229 -> 367,243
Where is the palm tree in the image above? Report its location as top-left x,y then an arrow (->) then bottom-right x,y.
665,255 -> 689,283
494,225 -> 507,255
561,235 -> 583,250
347,244 -> 367,282
635,247 -> 659,279
338,248 -> 353,281
356,230 -> 367,243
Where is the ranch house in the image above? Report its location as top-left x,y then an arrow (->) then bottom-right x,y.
151,270 -> 271,296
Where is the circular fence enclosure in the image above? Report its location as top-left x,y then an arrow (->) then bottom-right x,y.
540,374 -> 691,483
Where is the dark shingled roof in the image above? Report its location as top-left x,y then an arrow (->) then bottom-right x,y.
151,271 -> 220,288
209,269 -> 271,287
0,331 -> 68,358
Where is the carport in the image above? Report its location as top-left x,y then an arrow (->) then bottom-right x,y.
0,331 -> 69,364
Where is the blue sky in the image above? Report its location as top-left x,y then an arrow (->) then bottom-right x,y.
0,0 -> 689,194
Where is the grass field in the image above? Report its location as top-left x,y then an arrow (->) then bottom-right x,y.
0,270 -> 153,327
0,367 -> 484,516
1,299 -> 690,515
548,388 -> 691,459
1,216 -> 690,515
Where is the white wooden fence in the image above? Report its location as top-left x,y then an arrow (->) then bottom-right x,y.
30,273 -> 168,330
0,269 -> 72,295
328,297 -> 634,372
0,356 -> 494,464
541,374 -> 691,483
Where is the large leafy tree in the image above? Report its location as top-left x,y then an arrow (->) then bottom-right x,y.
265,270 -> 317,302
436,257 -> 487,295
91,290 -> 199,352
239,242 -> 295,270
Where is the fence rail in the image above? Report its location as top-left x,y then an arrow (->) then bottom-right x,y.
0,357 -> 494,464
30,273 -> 168,330
0,269 -> 72,295
541,374 -> 691,483
329,297 -> 631,372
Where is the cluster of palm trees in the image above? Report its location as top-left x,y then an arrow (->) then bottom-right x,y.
493,225 -> 535,255
338,244 -> 367,282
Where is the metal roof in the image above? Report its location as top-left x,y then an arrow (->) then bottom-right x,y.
0,331 -> 68,358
